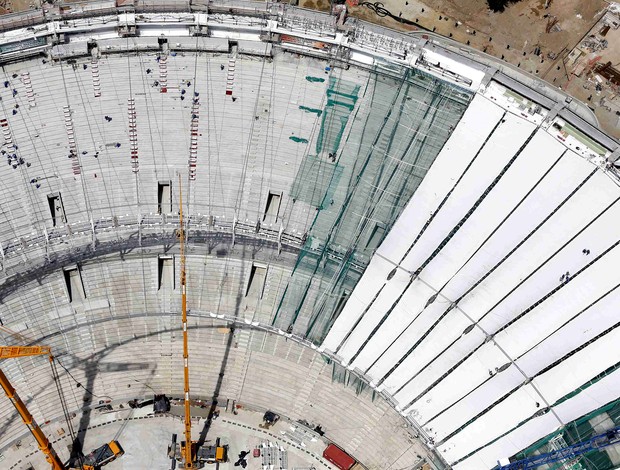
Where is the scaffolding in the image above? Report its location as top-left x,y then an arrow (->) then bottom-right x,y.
511,398 -> 620,470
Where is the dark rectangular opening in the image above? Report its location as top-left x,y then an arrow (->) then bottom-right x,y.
365,223 -> 387,250
63,265 -> 85,302
47,193 -> 66,227
158,182 -> 172,214
158,255 -> 174,290
245,263 -> 267,299
263,191 -> 281,222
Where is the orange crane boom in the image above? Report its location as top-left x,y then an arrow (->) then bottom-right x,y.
179,174 -> 195,468
0,348 -> 65,470
0,346 -> 51,359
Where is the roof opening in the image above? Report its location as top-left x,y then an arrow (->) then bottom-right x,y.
158,181 -> 172,214
263,191 -> 282,222
63,265 -> 85,303
47,193 -> 66,227
332,290 -> 350,323
245,263 -> 267,299
158,255 -> 174,290
365,223 -> 386,250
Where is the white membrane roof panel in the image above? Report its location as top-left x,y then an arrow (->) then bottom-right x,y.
393,328 -> 494,407
423,364 -> 526,437
336,267 -> 413,361
494,218 -> 620,361
458,169 -> 618,327
451,368 -> 620,469
451,413 -> 560,470
439,151 -> 593,301
515,287 -> 620,378
365,297 -> 453,382
377,94 -> 505,263
533,326 -> 620,405
398,113 -> 536,274
552,367 -> 620,424
420,130 -> 564,288
439,384 -> 547,463
350,278 -> 436,373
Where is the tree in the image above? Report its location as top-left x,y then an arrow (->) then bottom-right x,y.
487,0 -> 523,12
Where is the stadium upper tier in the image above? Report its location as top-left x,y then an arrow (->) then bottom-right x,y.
0,1 -> 618,470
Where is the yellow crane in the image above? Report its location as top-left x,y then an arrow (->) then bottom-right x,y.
178,174 -> 197,468
169,178 -> 227,468
0,337 -> 65,470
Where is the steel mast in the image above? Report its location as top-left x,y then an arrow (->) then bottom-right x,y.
0,345 -> 65,470
178,175 -> 195,468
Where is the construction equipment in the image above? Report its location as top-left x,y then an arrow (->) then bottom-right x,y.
169,434 -> 227,467
497,426 -> 620,470
177,174 -> 198,469
0,334 -> 65,470
82,440 -> 124,470
259,410 -> 280,429
165,177 -> 227,467
129,394 -> 170,413
1,329 -> 126,470
565,54 -> 601,87
154,394 -> 171,413
167,177 -> 227,468
323,443 -> 357,470
197,441 -> 227,464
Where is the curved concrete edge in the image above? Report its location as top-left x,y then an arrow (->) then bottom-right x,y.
0,2 -> 615,152
0,313 -> 447,469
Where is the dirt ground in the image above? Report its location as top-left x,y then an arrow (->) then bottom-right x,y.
0,0 -> 39,14
300,0 -> 332,12
338,0 -> 607,75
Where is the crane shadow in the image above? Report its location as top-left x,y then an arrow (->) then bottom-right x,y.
196,244 -> 248,447
196,322 -> 235,447
63,359 -> 151,469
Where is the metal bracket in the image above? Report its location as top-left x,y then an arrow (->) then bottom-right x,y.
607,147 -> 620,164
480,66 -> 497,89
543,101 -> 564,125
137,213 -> 142,246
232,216 -> 237,246
90,217 -> 96,250
277,223 -> 284,254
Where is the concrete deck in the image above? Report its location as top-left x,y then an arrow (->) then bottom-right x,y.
2,407 -> 334,470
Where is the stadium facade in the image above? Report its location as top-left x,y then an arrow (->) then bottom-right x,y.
0,1 -> 618,469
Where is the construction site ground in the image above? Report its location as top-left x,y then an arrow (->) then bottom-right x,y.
0,0 -> 39,15
0,405 -> 334,470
